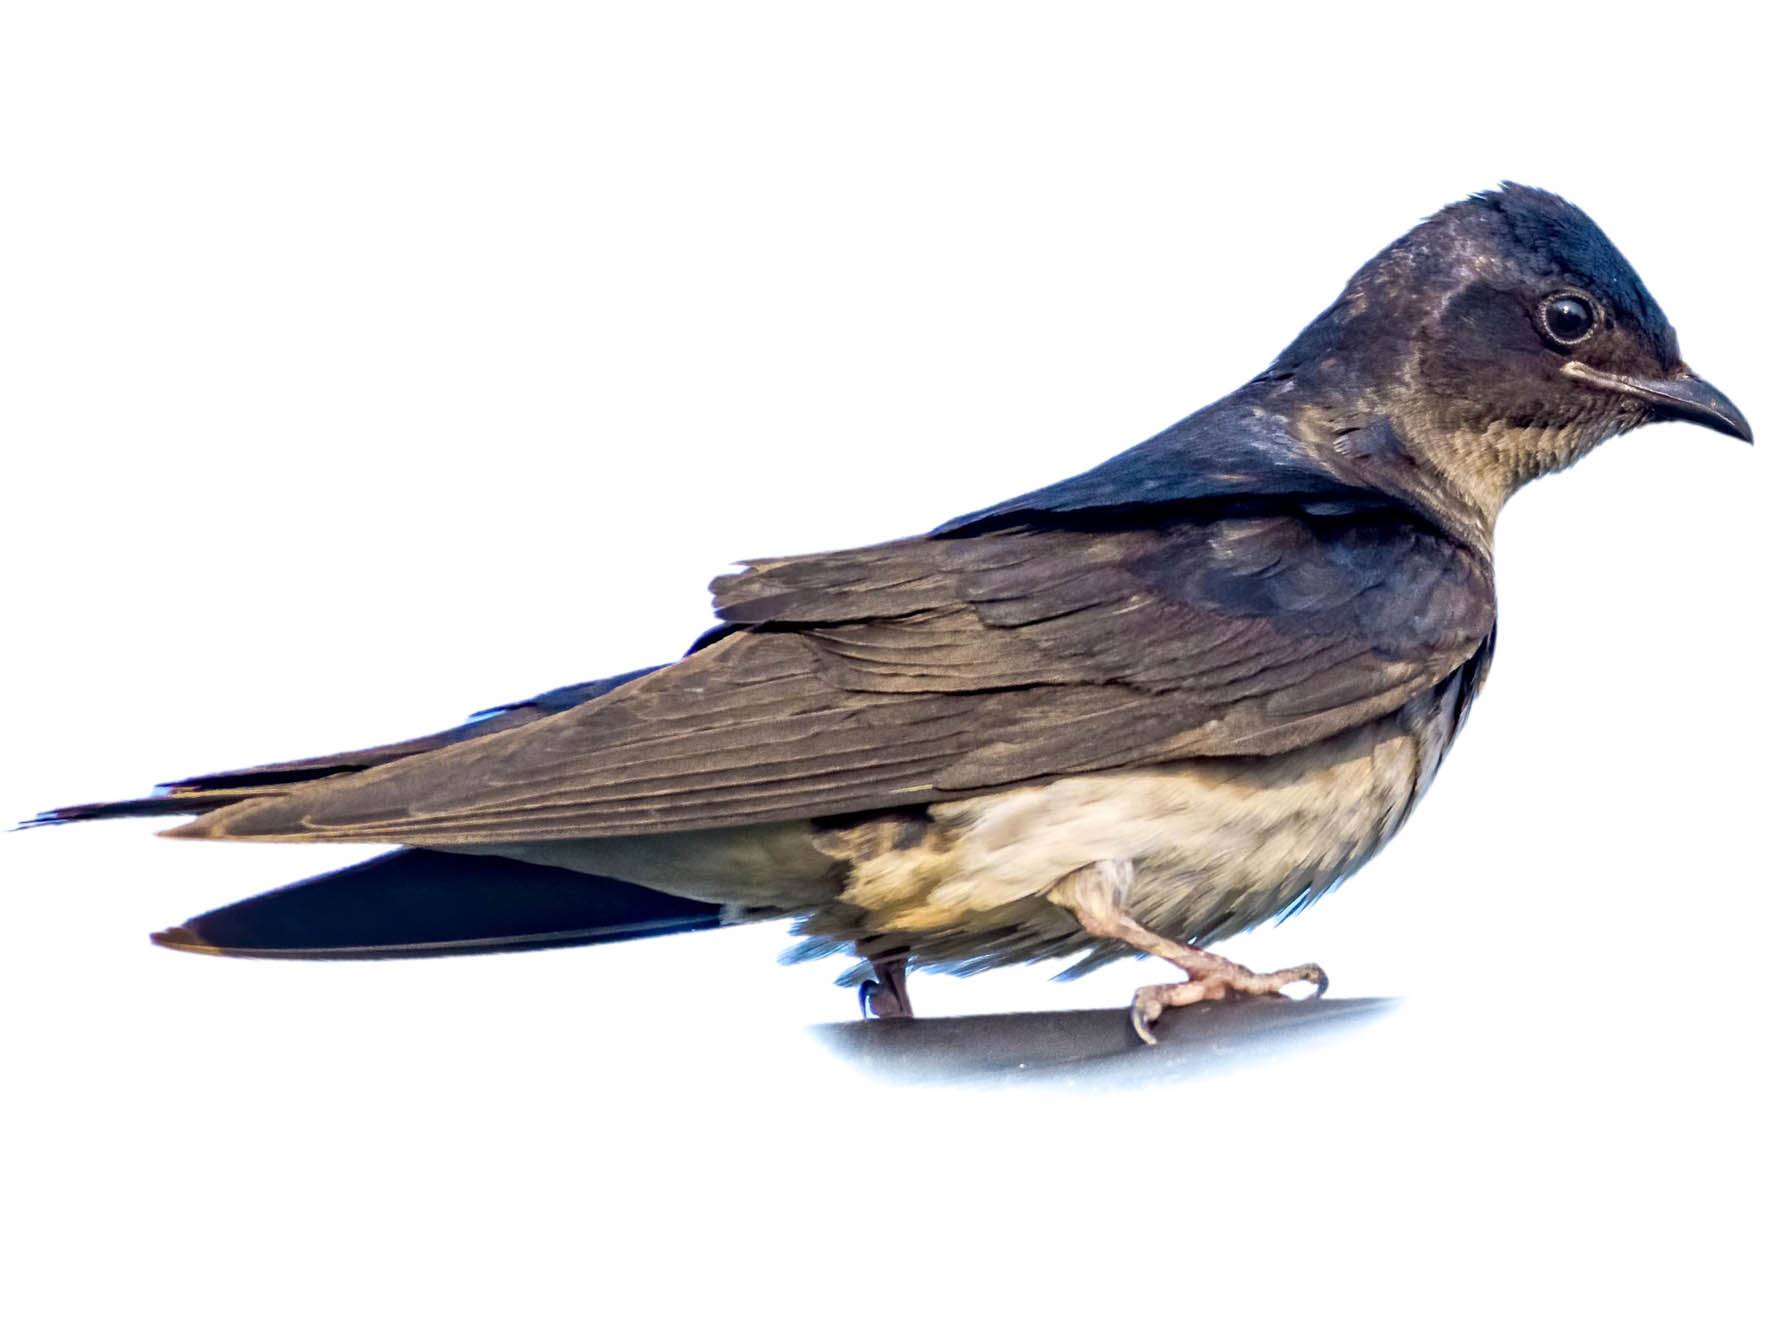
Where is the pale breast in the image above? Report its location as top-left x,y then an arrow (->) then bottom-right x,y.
831,668 -> 1471,955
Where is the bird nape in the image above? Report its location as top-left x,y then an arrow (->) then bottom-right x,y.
29,183 -> 1754,1043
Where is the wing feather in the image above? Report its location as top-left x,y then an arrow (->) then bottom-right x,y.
173,507 -> 1494,844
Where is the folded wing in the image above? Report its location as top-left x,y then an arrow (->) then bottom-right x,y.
171,501 -> 1494,845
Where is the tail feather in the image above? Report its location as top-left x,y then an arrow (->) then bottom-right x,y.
151,848 -> 725,959
25,788 -> 278,826
23,667 -> 663,830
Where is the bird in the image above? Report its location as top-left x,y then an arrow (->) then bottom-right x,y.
29,183 -> 1754,1043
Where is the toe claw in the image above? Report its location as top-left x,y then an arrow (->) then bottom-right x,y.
857,980 -> 875,1020
1129,995 -> 1162,1046
1311,966 -> 1329,998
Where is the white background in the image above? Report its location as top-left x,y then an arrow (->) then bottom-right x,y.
3,3 -> 1785,1338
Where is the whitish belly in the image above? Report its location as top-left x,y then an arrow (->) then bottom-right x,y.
836,687 -> 1460,944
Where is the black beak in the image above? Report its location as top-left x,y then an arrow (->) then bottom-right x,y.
1563,361 -> 1753,443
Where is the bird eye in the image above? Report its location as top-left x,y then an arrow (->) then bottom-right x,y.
1540,292 -> 1596,346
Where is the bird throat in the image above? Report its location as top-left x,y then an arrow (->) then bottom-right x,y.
1389,402 -> 1644,538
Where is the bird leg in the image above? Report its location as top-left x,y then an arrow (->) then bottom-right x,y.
1049,860 -> 1327,1045
856,945 -> 913,1020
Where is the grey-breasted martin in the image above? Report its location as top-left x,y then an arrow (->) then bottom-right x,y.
33,184 -> 1754,1042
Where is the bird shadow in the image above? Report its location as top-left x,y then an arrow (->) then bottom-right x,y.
813,995 -> 1396,1088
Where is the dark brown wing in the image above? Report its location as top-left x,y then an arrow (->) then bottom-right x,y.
171,509 -> 1494,845
26,669 -> 659,826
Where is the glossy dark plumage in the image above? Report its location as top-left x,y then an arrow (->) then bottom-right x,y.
30,185 -> 1753,1031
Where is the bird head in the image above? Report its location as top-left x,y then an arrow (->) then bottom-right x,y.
1263,183 -> 1751,521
